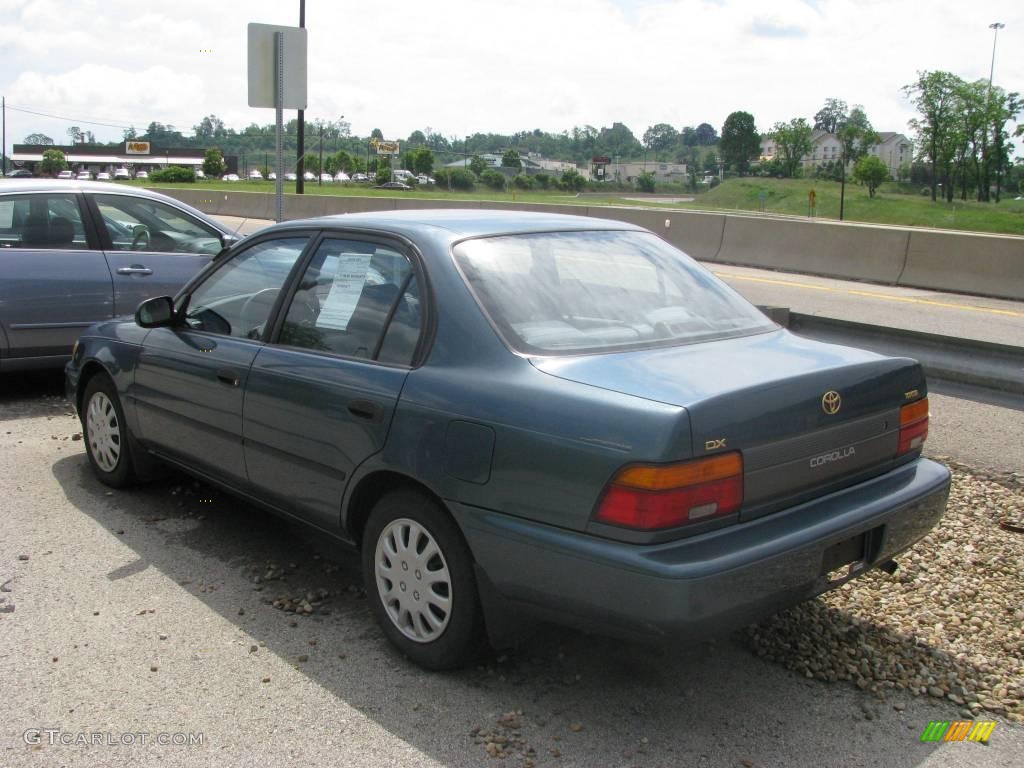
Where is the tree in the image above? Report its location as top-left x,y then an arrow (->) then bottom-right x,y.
680,126 -> 698,147
987,88 -> 1023,202
903,70 -> 963,202
643,123 -> 679,159
694,123 -> 718,145
636,171 -> 655,193
408,148 -> 434,175
813,98 -> 848,133
407,130 -> 426,145
501,149 -> 522,169
370,128 -> 384,140
560,168 -> 586,191
202,147 -> 226,177
836,105 -> 879,219
771,119 -> 814,177
853,155 -> 889,196
194,115 -> 226,140
718,111 -> 760,174
123,126 -> 138,141
23,133 -> 54,145
469,155 -> 487,176
67,126 -> 84,144
40,148 -> 68,176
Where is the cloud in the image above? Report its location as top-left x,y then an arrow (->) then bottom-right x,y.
749,17 -> 808,38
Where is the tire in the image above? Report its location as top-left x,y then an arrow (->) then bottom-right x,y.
362,489 -> 486,670
81,374 -> 139,488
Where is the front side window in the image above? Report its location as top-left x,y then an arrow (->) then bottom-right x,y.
453,230 -> 776,355
277,238 -> 421,364
93,194 -> 222,255
0,194 -> 89,250
182,237 -> 309,339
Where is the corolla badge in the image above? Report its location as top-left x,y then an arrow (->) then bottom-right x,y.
822,390 -> 842,415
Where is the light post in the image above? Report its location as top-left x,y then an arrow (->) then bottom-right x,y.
296,0 -> 306,194
987,22 -> 1005,202
318,121 -> 323,185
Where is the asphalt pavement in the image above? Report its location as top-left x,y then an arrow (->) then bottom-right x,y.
1,376 -> 1021,767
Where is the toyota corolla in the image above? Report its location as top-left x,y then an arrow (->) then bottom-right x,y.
65,210 -> 950,669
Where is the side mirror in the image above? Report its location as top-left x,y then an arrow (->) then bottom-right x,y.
135,296 -> 176,328
220,233 -> 241,247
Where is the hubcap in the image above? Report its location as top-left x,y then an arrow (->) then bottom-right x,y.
86,392 -> 121,473
374,518 -> 452,643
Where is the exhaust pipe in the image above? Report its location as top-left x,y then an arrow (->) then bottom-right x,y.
877,559 -> 899,575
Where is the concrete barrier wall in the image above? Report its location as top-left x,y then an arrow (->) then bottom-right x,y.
149,187 -> 1024,300
901,230 -> 1024,300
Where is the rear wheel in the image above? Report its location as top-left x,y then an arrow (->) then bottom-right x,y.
362,489 -> 486,670
81,375 -> 138,488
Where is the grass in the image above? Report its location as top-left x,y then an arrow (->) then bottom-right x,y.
132,177 -> 1024,236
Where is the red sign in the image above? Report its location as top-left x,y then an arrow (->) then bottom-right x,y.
592,156 -> 610,164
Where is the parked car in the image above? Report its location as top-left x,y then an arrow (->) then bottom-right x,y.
248,170 -> 264,181
66,210 -> 950,670
334,172 -> 350,182
222,173 -> 240,182
195,169 -> 206,179
113,168 -> 131,180
303,171 -> 316,181
375,181 -> 411,190
0,179 -> 239,371
57,170 -> 75,180
135,171 -> 149,180
319,173 -> 334,184
5,168 -> 33,178
352,173 -> 368,182
285,173 -> 297,182
96,172 -> 111,181
416,174 -> 435,185
268,172 -> 277,181
76,171 -> 93,181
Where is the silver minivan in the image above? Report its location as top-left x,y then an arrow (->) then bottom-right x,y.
0,180 -> 238,371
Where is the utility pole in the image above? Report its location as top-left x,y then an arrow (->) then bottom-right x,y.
296,0 -> 306,193
318,122 -> 323,185
1,96 -> 6,177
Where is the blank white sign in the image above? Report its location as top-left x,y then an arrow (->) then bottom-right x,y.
247,23 -> 308,109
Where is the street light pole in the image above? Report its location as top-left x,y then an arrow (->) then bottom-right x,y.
987,22 -> 1005,203
318,122 -> 323,185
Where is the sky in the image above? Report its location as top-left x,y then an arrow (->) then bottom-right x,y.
1,0 -> 1022,153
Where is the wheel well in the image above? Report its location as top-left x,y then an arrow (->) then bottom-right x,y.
75,361 -> 110,413
345,470 -> 447,548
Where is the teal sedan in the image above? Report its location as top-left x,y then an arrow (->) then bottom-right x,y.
66,210 -> 950,669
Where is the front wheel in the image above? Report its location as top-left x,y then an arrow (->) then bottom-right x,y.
81,375 -> 139,488
362,489 -> 486,670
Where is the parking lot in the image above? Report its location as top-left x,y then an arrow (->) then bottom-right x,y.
0,370 -> 1020,767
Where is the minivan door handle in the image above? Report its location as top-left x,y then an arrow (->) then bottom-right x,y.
216,369 -> 240,387
347,400 -> 383,422
116,265 -> 153,276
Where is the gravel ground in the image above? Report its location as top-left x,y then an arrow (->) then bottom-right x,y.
746,460 -> 1024,723
1,374 -> 1022,767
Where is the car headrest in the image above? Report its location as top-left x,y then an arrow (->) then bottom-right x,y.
48,217 -> 75,245
20,214 -> 49,246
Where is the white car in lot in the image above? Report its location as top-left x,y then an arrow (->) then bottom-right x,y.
352,172 -> 368,182
57,170 -> 75,180
113,168 -> 131,180
76,171 -> 93,181
319,173 -> 334,184
248,170 -> 264,181
416,174 -> 435,185
136,170 -> 149,180
285,172 -> 297,181
303,171 -> 316,181
96,172 -> 111,181
195,169 -> 205,179
268,172 -> 277,180
222,173 -> 240,182
334,171 -> 350,182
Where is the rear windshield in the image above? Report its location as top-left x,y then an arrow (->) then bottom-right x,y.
452,230 -> 776,355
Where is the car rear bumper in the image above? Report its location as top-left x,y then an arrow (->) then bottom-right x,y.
451,457 -> 950,640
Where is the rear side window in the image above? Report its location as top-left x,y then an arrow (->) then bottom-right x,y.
93,194 -> 222,255
277,238 -> 422,364
0,194 -> 89,250
453,230 -> 775,355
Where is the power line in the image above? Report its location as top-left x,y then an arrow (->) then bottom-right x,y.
5,103 -> 190,134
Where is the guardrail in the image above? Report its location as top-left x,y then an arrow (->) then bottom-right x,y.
151,188 -> 1024,301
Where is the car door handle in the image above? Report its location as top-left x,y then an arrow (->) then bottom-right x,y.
116,265 -> 153,276
347,400 -> 383,422
216,369 -> 240,387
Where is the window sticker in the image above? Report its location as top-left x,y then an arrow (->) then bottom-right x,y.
315,253 -> 373,331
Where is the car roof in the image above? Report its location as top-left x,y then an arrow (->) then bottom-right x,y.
271,208 -> 648,240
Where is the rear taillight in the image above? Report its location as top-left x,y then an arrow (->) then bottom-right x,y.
898,397 -> 929,455
595,452 -> 743,531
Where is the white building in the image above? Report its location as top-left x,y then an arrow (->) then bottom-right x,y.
759,130 -> 912,178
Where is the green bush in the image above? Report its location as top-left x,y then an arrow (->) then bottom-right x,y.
512,174 -> 534,190
533,172 -> 552,189
560,169 -> 586,192
636,171 -> 656,193
149,165 -> 196,183
480,169 -> 506,190
434,168 -> 475,191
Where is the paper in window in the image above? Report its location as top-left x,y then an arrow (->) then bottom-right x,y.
315,253 -> 373,331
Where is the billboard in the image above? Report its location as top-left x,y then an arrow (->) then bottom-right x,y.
125,141 -> 151,154
371,138 -> 400,155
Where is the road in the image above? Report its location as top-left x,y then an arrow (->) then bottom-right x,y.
1,375 -> 1020,768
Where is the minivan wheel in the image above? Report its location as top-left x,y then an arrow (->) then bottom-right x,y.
81,375 -> 138,488
362,489 -> 486,670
